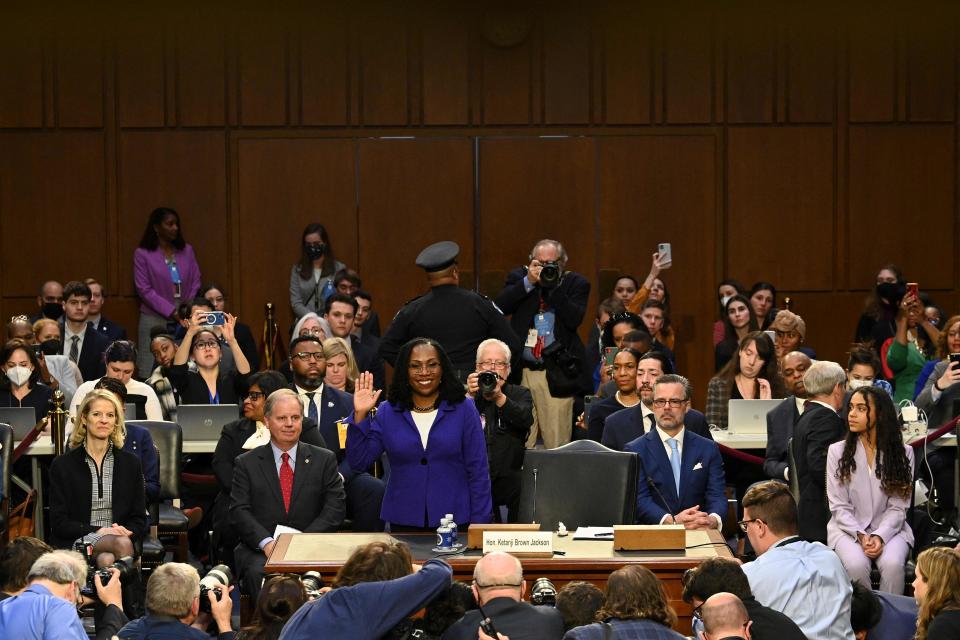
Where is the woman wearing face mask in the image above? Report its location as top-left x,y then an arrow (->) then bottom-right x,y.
585,348 -> 641,442
911,546 -> 960,640
168,309 -> 251,406
748,282 -> 778,330
134,207 -> 202,377
714,294 -> 757,372
826,386 -> 914,593
706,332 -> 783,430
323,337 -> 359,393
290,223 -> 347,320
713,280 -> 746,346
854,264 -> 905,348
0,339 -> 53,422
885,289 -> 938,404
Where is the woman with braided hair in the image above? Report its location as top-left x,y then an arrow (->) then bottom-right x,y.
826,385 -> 914,593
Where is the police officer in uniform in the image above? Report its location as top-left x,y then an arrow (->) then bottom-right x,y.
379,241 -> 521,383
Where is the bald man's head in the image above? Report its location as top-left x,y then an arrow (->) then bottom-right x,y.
701,592 -> 750,639
473,552 -> 523,604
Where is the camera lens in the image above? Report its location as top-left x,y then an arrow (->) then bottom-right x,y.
477,371 -> 499,394
530,577 -> 557,606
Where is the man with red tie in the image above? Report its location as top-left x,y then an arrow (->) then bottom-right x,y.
230,388 -> 346,599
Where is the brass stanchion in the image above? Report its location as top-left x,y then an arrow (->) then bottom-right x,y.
48,389 -> 68,457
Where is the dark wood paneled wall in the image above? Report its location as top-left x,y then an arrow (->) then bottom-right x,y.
1,3 -> 957,403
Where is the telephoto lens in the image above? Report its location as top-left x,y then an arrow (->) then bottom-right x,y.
539,262 -> 561,288
477,371 -> 499,395
96,556 -> 137,587
530,577 -> 557,606
198,565 -> 233,613
301,571 -> 325,599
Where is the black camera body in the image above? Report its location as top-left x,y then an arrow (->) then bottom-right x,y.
198,565 -> 232,613
301,571 -> 325,599
530,577 -> 557,606
477,370 -> 500,395
538,261 -> 562,288
74,541 -> 136,596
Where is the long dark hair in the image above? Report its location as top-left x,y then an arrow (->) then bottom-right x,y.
721,294 -> 759,342
836,387 -> 913,499
717,279 -> 747,319
863,263 -> 904,321
718,331 -> 784,397
749,281 -> 778,329
239,575 -> 307,640
138,207 -> 185,251
0,339 -> 42,389
297,223 -> 337,280
387,338 -> 466,411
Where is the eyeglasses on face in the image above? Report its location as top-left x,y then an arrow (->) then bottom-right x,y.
652,398 -> 687,408
737,518 -> 762,532
293,352 -> 325,362
194,341 -> 220,350
245,391 -> 266,401
478,360 -> 509,369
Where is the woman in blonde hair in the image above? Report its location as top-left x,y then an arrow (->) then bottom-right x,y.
912,546 -> 960,639
323,336 -> 359,393
48,389 -> 147,564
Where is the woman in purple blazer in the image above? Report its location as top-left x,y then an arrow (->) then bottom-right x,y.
133,207 -> 202,377
827,385 -> 914,594
347,337 -> 492,529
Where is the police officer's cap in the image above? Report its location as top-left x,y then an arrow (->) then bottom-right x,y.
415,241 -> 460,272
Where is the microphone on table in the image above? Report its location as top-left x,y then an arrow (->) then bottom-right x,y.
635,454 -> 677,524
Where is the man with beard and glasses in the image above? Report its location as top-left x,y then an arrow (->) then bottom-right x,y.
602,352 -> 712,451
288,335 -> 384,531
763,351 -> 812,482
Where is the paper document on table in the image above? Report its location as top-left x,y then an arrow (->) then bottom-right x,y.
573,526 -> 614,539
274,524 -> 302,538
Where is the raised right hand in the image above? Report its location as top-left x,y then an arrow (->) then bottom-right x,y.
354,371 -> 382,418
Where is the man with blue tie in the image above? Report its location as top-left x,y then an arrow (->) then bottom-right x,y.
626,374 -> 727,528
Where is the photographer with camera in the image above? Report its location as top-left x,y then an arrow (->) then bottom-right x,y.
118,562 -> 236,639
495,239 -> 590,449
466,339 -> 533,523
0,549 -> 127,639
443,552 -> 563,640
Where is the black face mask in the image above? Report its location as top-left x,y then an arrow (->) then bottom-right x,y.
42,302 -> 63,320
876,282 -> 905,304
305,244 -> 326,260
40,339 -> 62,356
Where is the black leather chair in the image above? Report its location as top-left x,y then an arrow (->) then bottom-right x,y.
0,423 -> 12,546
787,437 -> 801,504
517,439 -> 638,530
129,421 -> 189,567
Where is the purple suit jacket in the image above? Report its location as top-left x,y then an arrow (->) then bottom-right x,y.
346,398 -> 492,527
133,245 -> 202,317
826,440 -> 914,548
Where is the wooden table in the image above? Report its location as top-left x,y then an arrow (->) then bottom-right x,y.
265,529 -> 732,632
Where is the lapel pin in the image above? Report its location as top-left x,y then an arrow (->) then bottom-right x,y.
328,402 -> 334,407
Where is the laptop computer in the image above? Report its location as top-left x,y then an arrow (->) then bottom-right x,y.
727,399 -> 783,435
0,407 -> 42,440
176,404 -> 240,440
124,403 -> 137,421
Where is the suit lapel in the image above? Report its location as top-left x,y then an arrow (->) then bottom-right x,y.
644,430 -> 680,508
256,445 -> 285,508
289,445 -> 311,509
678,431 -> 698,505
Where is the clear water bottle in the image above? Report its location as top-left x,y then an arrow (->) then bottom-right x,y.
445,513 -> 458,545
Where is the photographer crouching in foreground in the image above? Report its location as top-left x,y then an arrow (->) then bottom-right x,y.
279,540 -> 452,640
117,562 -> 235,639
466,339 -> 534,523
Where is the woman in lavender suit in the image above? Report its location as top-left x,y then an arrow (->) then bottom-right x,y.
133,207 -> 201,377
827,385 -> 915,593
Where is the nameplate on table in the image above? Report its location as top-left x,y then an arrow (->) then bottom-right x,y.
613,525 -> 685,552
482,531 -> 554,557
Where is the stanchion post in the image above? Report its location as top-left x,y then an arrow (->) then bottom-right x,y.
48,389 -> 68,457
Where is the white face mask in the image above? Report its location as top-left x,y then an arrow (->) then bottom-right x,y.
848,378 -> 873,390
5,365 -> 32,387
720,294 -> 733,308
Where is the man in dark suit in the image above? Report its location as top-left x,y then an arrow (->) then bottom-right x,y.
84,278 -> 127,342
467,339 -> 534,523
323,293 -> 387,391
289,335 -> 384,532
763,351 -> 811,481
792,360 -> 847,544
443,552 -> 564,640
352,291 -> 381,349
59,280 -> 109,381
626,374 -> 727,528
602,351 -> 713,451
495,239 -> 590,449
231,388 -> 346,599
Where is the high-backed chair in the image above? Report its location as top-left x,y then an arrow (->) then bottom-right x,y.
517,439 -> 638,530
130,421 -> 189,567
0,423 -> 12,545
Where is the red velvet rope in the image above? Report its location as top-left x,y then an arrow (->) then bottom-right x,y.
11,420 -> 46,464
717,443 -> 766,466
907,415 -> 960,449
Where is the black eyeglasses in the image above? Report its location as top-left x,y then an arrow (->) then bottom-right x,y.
293,352 -> 325,362
737,518 -> 762,532
245,392 -> 265,401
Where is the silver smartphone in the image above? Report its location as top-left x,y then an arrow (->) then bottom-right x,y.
657,242 -> 672,266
